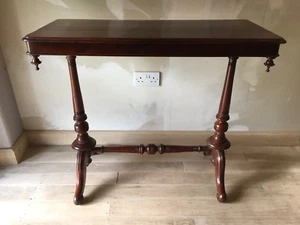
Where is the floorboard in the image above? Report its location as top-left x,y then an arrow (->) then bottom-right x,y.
0,145 -> 299,224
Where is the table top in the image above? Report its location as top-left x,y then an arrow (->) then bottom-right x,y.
23,19 -> 286,57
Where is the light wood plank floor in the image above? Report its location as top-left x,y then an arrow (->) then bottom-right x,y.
1,145 -> 300,225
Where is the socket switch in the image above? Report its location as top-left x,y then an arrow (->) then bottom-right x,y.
134,71 -> 160,86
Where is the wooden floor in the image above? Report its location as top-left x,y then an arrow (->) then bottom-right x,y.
0,145 -> 300,225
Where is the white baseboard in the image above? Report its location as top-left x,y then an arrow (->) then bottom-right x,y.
27,130 -> 300,146
0,149 -> 18,165
0,132 -> 28,166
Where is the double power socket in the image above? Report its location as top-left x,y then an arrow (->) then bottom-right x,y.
133,71 -> 160,86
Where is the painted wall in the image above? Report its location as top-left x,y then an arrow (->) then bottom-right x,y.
0,46 -> 23,148
0,0 -> 298,131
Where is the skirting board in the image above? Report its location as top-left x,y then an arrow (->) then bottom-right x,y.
27,130 -> 300,147
0,132 -> 28,166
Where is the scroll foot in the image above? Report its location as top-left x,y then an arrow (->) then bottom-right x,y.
73,195 -> 84,205
217,193 -> 227,203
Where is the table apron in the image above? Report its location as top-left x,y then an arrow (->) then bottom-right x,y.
25,41 -> 280,57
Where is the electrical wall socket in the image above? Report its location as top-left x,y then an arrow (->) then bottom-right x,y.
134,71 -> 160,86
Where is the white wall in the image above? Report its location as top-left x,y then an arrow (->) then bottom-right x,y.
0,46 -> 23,148
0,0 -> 298,132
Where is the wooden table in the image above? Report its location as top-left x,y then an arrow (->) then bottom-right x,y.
23,19 -> 286,205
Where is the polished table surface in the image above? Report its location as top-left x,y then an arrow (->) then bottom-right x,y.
23,19 -> 286,57
23,19 -> 286,205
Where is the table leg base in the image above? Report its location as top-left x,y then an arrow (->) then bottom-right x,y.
72,143 -> 229,205
72,136 -> 97,152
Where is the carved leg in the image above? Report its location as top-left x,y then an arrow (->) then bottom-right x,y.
212,149 -> 226,202
207,57 -> 238,203
67,56 -> 96,205
74,151 -> 89,205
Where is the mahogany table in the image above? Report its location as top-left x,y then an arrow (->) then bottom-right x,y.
23,19 -> 286,205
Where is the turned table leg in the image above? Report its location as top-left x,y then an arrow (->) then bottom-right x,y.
67,56 -> 96,205
207,57 -> 238,203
